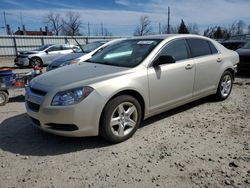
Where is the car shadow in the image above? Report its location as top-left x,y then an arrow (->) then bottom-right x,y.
8,95 -> 25,103
0,96 -> 216,157
236,72 -> 250,79
0,114 -> 109,156
141,96 -> 213,127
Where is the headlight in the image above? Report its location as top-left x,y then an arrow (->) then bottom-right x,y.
51,87 -> 93,106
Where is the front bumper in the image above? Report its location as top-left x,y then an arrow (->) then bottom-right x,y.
15,57 -> 30,66
25,86 -> 104,137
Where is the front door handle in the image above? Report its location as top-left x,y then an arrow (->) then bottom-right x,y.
185,64 -> 193,70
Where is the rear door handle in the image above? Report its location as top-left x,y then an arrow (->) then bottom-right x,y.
185,64 -> 193,70
217,58 -> 222,62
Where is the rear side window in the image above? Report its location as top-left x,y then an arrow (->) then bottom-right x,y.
160,39 -> 190,61
187,39 -> 211,58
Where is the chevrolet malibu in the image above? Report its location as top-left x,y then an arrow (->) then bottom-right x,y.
25,35 -> 239,143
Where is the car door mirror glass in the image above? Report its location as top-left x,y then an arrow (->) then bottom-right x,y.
153,55 -> 176,67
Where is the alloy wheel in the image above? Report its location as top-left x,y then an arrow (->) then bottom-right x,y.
109,102 -> 138,137
220,74 -> 232,97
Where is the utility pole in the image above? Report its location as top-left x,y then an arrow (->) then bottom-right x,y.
87,22 -> 90,36
101,23 -> 104,36
3,11 -> 7,35
159,23 -> 161,34
167,6 -> 170,34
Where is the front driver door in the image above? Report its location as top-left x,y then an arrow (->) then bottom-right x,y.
148,39 -> 195,113
43,45 -> 63,65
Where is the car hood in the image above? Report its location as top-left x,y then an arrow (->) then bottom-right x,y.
19,51 -> 39,55
49,53 -> 85,67
31,62 -> 130,91
236,48 -> 250,56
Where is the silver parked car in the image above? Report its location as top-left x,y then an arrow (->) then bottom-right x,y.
46,40 -> 124,71
25,35 -> 239,143
15,44 -> 79,67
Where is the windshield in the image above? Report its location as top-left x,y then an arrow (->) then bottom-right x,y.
242,41 -> 250,49
88,39 -> 162,67
75,41 -> 106,53
34,44 -> 51,51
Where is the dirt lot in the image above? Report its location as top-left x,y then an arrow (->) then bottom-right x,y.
0,58 -> 250,188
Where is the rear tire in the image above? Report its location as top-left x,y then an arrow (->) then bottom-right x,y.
0,91 -> 9,106
215,71 -> 233,101
30,57 -> 43,67
100,95 -> 142,143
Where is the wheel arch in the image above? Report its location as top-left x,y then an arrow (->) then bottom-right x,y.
29,56 -> 43,66
224,68 -> 235,80
99,89 -> 146,131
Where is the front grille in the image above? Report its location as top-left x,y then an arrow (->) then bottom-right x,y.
27,101 -> 40,112
30,87 -> 47,96
30,117 -> 41,126
45,123 -> 79,131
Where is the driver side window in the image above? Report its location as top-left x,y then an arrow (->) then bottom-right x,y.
159,39 -> 190,62
47,45 -> 62,52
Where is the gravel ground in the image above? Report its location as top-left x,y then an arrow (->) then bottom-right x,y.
0,58 -> 250,188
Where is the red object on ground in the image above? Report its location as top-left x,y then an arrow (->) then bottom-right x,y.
15,80 -> 25,87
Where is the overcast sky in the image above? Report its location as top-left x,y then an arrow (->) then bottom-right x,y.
0,0 -> 250,35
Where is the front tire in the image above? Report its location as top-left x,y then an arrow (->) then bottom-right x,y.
30,57 -> 43,67
215,71 -> 233,101
100,95 -> 142,143
0,91 -> 9,106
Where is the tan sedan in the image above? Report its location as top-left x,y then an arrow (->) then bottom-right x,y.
25,34 -> 239,143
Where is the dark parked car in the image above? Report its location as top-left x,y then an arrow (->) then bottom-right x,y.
221,40 -> 246,51
46,41 -> 107,71
236,41 -> 250,72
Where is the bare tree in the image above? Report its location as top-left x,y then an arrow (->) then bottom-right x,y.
134,15 -> 152,36
203,26 -> 229,39
161,24 -> 178,34
103,28 -> 112,36
61,12 -> 82,36
92,27 -> 112,36
228,20 -> 246,36
187,23 -> 199,34
44,13 -> 62,35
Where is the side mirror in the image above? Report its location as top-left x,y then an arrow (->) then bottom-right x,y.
45,50 -> 49,54
153,55 -> 176,67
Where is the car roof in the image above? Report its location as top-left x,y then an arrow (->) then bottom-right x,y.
130,34 -> 211,40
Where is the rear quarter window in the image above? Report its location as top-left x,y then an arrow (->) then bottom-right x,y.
208,42 -> 218,54
187,39 -> 212,58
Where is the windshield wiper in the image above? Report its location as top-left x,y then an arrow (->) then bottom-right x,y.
85,60 -> 118,66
